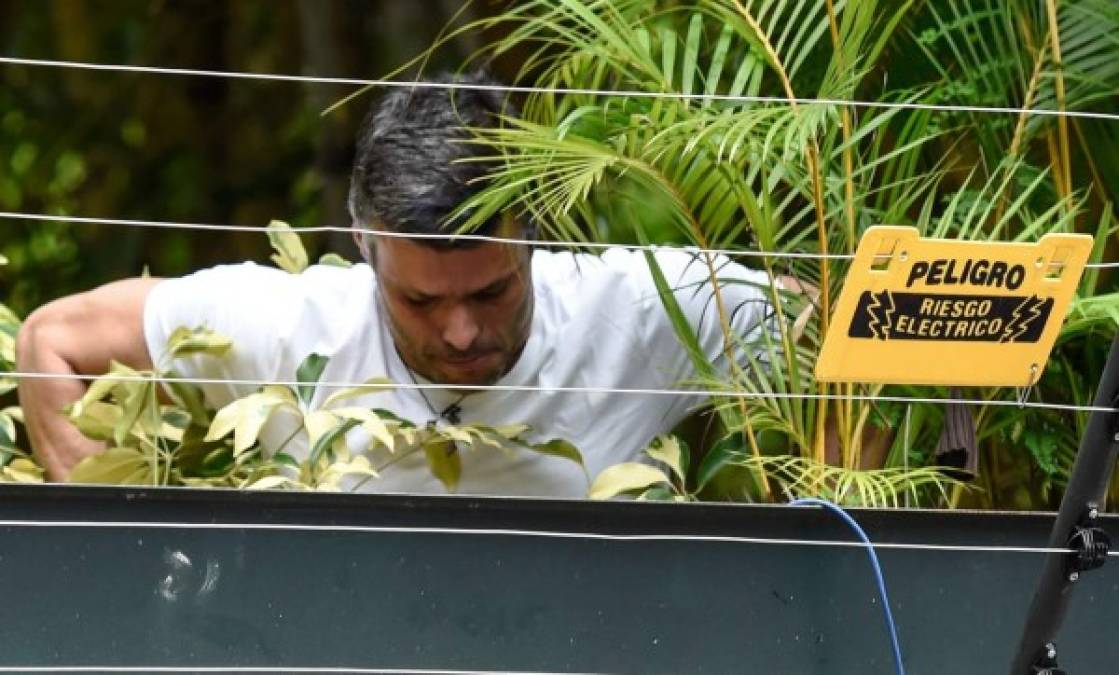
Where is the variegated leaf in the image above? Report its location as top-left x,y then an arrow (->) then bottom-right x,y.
68,447 -> 154,486
267,220 -> 309,274
167,326 -> 233,360
322,377 -> 395,408
589,463 -> 672,500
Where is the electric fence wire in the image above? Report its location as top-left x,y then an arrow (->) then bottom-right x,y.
791,498 -> 905,675
0,668 -> 602,674
0,516 -> 1111,557
0,210 -> 853,261
3,55 -> 1119,123
0,513 -> 1111,672
1,49 -> 1117,675
0,58 -> 1115,498
1,54 -> 1118,560
2,57 -> 1119,268
3,210 -> 1119,268
2,55 -> 1117,268
5,370 -> 1119,414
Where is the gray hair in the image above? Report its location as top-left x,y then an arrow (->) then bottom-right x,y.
347,72 -> 524,250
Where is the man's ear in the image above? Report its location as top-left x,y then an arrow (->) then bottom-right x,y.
352,226 -> 374,265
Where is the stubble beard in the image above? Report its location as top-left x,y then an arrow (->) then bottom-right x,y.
379,288 -> 535,389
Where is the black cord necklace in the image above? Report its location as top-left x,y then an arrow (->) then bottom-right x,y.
404,365 -> 468,426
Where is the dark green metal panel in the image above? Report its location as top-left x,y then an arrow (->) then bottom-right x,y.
0,485 -> 1115,674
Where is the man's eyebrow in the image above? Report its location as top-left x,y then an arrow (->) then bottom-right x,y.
480,276 -> 511,291
473,274 -> 515,296
383,269 -> 518,301
382,276 -> 436,301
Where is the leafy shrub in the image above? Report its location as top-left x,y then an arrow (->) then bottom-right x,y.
0,255 -> 36,482
2,223 -> 584,492
422,0 -> 1119,509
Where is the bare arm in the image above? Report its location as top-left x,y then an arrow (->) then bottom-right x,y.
15,278 -> 163,481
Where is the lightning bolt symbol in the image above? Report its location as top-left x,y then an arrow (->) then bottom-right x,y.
881,291 -> 897,339
1002,295 -> 1045,343
866,291 -> 895,340
1016,295 -> 1046,342
866,293 -> 883,339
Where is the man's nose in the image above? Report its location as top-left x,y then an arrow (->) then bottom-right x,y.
441,304 -> 480,352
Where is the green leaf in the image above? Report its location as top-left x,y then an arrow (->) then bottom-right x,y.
371,408 -> 413,426
70,361 -> 138,418
243,475 -> 299,491
295,353 -> 329,406
331,407 -> 397,452
175,423 -> 233,477
696,433 -> 746,492
441,425 -> 475,446
164,373 -> 210,424
273,452 -> 300,469
1024,429 -> 1062,477
491,424 -> 530,439
267,220 -> 309,274
0,302 -> 21,329
166,326 -> 233,360
266,383 -> 299,407
0,409 -> 17,450
681,13 -> 703,98
201,445 -> 235,474
1,458 -> 43,483
423,438 -> 461,491
639,485 -> 677,502
422,438 -> 463,490
589,462 -> 672,500
461,426 -> 508,452
68,447 -> 154,485
0,331 -> 14,366
68,401 -> 122,442
113,379 -> 156,447
638,248 -> 717,381
705,23 -> 735,102
303,410 -> 339,451
309,418 -> 360,466
646,435 -> 688,484
661,25 -> 677,89
322,376 -> 395,408
530,438 -> 585,469
204,388 -> 295,455
318,253 -> 353,268
317,454 -> 378,490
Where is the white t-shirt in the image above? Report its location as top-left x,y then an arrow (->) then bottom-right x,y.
144,249 -> 773,498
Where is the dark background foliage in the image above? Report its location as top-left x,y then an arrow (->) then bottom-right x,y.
1,1 -> 1116,508
0,0 -> 527,316
2,1 -> 1113,317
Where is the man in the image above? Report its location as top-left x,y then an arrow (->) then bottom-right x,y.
17,74 -> 776,497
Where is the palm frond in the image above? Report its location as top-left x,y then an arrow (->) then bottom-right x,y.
740,454 -> 966,508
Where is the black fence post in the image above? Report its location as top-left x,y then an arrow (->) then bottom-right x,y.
1010,333 -> 1119,674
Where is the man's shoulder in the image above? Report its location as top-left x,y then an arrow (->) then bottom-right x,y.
531,246 -> 712,272
146,260 -> 382,361
165,260 -> 374,293
148,261 -> 378,328
531,247 -> 646,281
529,248 -> 670,327
531,246 -> 717,295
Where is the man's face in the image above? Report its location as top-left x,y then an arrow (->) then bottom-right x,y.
364,235 -> 534,386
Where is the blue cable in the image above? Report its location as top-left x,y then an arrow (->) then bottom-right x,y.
791,497 -> 905,675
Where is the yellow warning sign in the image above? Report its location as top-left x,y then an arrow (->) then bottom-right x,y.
815,226 -> 1092,386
